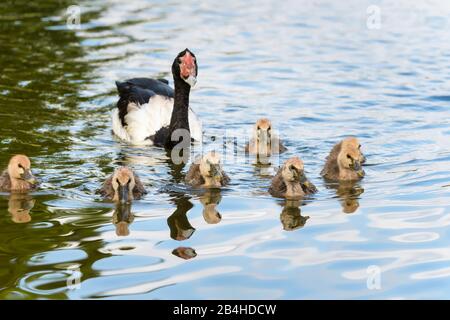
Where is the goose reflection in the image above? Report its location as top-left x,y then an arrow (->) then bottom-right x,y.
280,200 -> 310,231
172,247 -> 197,260
326,181 -> 364,214
8,193 -> 35,223
199,189 -> 222,224
112,203 -> 134,236
167,195 -> 196,241
158,148 -> 196,240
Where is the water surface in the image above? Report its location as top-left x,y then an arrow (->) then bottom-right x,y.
1,0 -> 450,299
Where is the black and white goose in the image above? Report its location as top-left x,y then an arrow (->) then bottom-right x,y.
112,48 -> 202,148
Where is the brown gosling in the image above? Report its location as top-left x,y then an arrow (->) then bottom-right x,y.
0,155 -> 38,192
269,157 -> 317,199
321,137 -> 365,181
185,152 -> 230,188
100,166 -> 147,203
245,118 -> 287,156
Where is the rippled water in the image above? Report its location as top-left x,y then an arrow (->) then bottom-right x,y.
1,0 -> 450,299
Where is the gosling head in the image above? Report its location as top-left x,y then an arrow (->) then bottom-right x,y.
111,167 -> 136,203
7,155 -> 37,184
173,48 -> 197,87
281,157 -> 308,184
337,137 -> 365,177
255,118 -> 272,144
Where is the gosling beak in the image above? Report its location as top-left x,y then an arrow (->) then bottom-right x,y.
360,154 -> 366,164
259,130 -> 269,144
298,171 -> 308,184
350,160 -> 364,177
118,184 -> 129,204
21,169 -> 37,184
352,160 -> 362,171
211,165 -> 222,181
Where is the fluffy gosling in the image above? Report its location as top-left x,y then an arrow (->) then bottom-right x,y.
0,155 -> 38,192
321,137 -> 365,181
100,166 -> 147,203
245,118 -> 287,156
185,152 -> 230,188
269,157 -> 317,199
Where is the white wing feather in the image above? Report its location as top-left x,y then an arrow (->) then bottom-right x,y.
112,95 -> 202,145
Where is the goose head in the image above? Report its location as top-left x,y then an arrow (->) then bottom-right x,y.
111,167 -> 136,203
199,152 -> 224,187
172,48 -> 198,87
337,137 -> 365,177
8,155 -> 37,184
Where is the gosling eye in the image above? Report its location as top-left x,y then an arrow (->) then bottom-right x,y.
289,165 -> 295,171
18,164 -> 24,169
116,178 -> 120,185
347,154 -> 352,159
127,178 -> 131,184
358,144 -> 361,149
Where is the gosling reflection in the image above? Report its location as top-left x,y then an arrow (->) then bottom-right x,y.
167,195 -> 196,241
172,247 -> 197,260
328,182 -> 364,214
280,200 -> 310,231
8,193 -> 35,223
112,203 -> 134,236
199,189 -> 222,224
253,162 -> 276,178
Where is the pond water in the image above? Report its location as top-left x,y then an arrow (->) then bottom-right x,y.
1,0 -> 450,299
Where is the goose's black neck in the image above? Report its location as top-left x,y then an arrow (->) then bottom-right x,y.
165,79 -> 191,149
